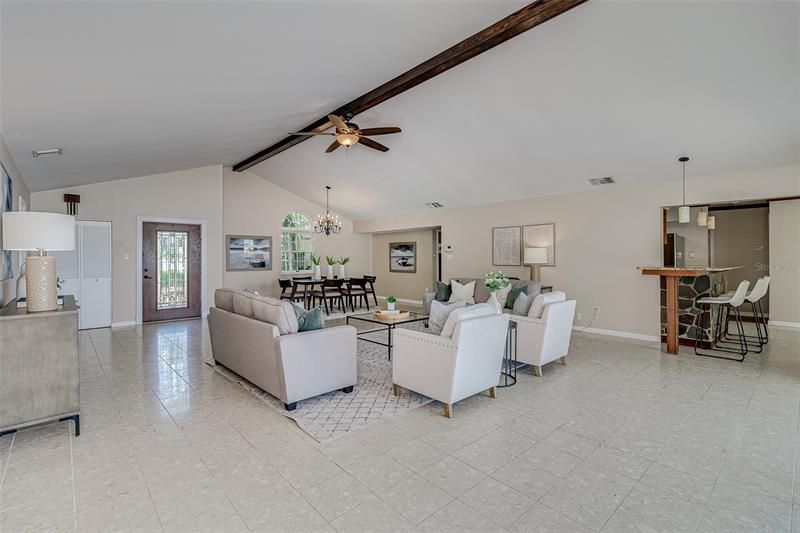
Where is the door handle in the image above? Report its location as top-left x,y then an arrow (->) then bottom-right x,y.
144,275 -> 152,279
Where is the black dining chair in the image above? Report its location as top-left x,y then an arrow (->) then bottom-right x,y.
363,275 -> 379,307
311,279 -> 345,315
341,278 -> 368,312
278,279 -> 303,303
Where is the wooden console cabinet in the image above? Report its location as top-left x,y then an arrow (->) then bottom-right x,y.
0,295 -> 80,437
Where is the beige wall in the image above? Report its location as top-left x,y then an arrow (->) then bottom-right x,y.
355,164 -> 800,339
769,199 -> 800,326
712,206 -> 770,312
222,168 -> 371,297
371,229 -> 435,301
0,134 -> 31,307
31,165 -> 225,324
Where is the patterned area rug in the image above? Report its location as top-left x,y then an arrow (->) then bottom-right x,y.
205,327 -> 432,442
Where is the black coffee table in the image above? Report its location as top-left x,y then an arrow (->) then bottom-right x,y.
346,310 -> 429,360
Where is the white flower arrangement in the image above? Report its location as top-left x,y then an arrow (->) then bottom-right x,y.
484,271 -> 510,292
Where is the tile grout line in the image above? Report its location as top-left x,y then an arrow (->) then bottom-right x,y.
0,432 -> 16,494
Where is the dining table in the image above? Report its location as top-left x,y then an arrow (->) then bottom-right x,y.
291,277 -> 352,309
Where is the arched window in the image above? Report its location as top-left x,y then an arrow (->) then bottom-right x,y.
281,211 -> 314,272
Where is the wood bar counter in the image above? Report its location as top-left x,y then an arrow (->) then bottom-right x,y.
639,267 -> 741,355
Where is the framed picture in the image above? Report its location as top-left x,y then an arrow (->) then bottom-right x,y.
522,223 -> 556,266
492,226 -> 521,266
226,235 -> 272,271
389,241 -> 416,273
0,163 -> 12,281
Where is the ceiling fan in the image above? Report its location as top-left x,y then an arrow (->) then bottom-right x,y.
289,114 -> 401,153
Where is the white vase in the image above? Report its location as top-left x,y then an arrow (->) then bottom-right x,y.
337,265 -> 346,278
487,291 -> 502,314
326,265 -> 334,278
313,265 -> 321,279
387,302 -> 396,311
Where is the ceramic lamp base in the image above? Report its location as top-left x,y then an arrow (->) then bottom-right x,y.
25,255 -> 58,312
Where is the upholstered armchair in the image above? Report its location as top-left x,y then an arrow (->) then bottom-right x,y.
392,313 -> 509,417
511,297 -> 576,376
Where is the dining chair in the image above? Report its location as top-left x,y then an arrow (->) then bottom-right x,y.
312,278 -> 345,315
341,278 -> 368,312
363,275 -> 379,307
278,279 -> 303,303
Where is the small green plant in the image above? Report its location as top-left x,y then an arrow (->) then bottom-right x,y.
309,255 -> 321,266
325,256 -> 336,266
386,296 -> 397,304
484,271 -> 510,292
337,256 -> 350,265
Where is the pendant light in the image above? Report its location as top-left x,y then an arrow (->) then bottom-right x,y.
678,156 -> 690,223
707,215 -> 716,230
314,186 -> 342,236
697,207 -> 708,227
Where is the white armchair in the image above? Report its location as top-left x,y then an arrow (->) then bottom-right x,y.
392,313 -> 509,417
510,298 -> 576,376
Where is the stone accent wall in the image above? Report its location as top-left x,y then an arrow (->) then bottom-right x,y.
660,273 -> 727,344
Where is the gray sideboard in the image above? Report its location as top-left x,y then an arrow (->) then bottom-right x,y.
0,295 -> 80,437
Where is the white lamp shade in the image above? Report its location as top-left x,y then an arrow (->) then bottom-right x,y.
678,205 -> 691,223
524,247 -> 548,265
697,210 -> 708,227
707,215 -> 716,230
2,211 -> 75,251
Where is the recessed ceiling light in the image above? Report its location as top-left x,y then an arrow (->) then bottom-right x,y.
588,177 -> 615,186
425,202 -> 444,208
32,148 -> 63,159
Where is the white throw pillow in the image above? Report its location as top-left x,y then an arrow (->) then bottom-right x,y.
441,303 -> 496,338
429,299 -> 467,335
449,279 -> 476,305
528,291 -> 567,319
494,283 -> 513,308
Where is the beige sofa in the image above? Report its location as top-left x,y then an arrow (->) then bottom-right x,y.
208,289 -> 357,410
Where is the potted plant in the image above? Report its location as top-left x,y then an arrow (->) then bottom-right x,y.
484,271 -> 510,313
386,295 -> 398,311
309,254 -> 321,279
337,256 -> 350,278
325,256 -> 336,278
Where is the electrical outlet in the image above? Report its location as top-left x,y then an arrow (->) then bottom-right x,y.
577,312 -> 583,321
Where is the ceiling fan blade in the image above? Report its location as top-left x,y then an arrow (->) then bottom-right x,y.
358,137 -> 389,152
358,127 -> 401,136
325,140 -> 342,153
328,114 -> 349,132
289,131 -> 335,136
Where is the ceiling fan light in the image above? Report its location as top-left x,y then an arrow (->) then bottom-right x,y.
336,133 -> 359,147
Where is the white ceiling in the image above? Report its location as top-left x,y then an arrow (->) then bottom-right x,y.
2,1 -> 799,221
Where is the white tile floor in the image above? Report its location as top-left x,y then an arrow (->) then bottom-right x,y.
0,319 -> 798,532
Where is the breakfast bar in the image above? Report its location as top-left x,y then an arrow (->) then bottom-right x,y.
639,266 -> 741,355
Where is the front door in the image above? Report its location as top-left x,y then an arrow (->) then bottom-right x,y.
142,222 -> 201,322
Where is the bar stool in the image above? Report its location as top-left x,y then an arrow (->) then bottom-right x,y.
694,280 -> 749,362
722,276 -> 770,352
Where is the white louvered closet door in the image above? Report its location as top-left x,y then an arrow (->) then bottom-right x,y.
79,221 -> 112,329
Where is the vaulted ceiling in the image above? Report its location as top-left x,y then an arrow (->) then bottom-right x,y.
2,1 -> 798,220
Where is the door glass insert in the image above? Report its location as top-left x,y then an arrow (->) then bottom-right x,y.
156,230 -> 189,310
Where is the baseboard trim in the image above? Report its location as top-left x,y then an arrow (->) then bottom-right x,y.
111,321 -> 137,328
769,321 -> 800,330
572,326 -> 660,343
377,296 -> 423,306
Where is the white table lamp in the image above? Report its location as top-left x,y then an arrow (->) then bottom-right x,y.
2,212 -> 75,311
524,247 -> 548,282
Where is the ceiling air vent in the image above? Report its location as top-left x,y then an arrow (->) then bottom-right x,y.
32,148 -> 63,159
589,177 -> 615,186
426,202 -> 444,208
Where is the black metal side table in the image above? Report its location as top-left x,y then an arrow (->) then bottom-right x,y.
499,319 -> 518,388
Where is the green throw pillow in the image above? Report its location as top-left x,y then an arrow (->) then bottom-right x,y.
291,303 -> 325,332
505,285 -> 528,309
434,281 -> 452,302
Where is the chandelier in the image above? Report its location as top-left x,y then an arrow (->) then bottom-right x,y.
314,186 -> 342,236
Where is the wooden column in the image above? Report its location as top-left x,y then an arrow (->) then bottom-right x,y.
665,275 -> 679,355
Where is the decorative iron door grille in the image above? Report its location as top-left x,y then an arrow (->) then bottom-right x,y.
156,230 -> 189,310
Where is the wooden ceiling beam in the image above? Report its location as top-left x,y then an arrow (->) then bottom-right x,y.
233,0 -> 590,172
